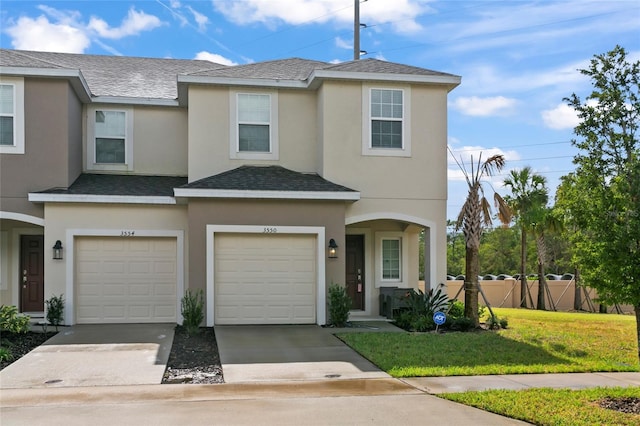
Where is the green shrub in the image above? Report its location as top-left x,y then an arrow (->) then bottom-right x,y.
0,346 -> 13,362
486,314 -> 509,330
45,294 -> 65,331
448,316 -> 475,332
0,305 -> 30,334
181,289 -> 204,335
328,283 -> 351,327
446,300 -> 465,319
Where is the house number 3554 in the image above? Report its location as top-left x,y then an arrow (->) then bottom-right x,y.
120,231 -> 135,237
263,227 -> 278,233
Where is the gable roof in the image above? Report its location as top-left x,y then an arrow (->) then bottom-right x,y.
0,49 -> 225,100
175,166 -> 359,201
1,49 -> 460,102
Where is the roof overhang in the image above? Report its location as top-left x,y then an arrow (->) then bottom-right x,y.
0,66 -> 92,103
28,193 -> 177,205
308,70 -> 462,91
173,188 -> 360,201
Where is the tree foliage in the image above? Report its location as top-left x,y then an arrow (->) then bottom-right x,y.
452,151 -> 512,326
503,167 -> 549,308
556,45 -> 639,359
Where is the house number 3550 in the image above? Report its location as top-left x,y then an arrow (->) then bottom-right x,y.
120,231 -> 135,237
263,227 -> 278,233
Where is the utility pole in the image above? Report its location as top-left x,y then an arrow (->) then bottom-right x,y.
354,0 -> 360,60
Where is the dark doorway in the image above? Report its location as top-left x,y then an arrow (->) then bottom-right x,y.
346,234 -> 365,310
20,235 -> 44,312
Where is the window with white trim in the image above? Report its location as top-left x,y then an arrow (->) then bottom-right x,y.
229,91 -> 279,160
371,89 -> 403,149
362,86 -> 411,157
238,94 -> 270,152
87,106 -> 133,171
0,77 -> 25,154
381,238 -> 401,281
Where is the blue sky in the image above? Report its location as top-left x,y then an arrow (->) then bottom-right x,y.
1,0 -> 639,220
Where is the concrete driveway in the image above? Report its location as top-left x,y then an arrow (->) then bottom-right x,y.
0,324 -> 174,389
215,325 -> 391,383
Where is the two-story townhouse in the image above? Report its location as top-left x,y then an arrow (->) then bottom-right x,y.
0,49 -> 460,326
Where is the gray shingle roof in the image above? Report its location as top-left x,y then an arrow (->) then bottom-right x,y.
181,166 -> 357,193
187,58 -> 330,80
37,174 -> 187,197
322,58 -> 457,77
0,49 -> 225,99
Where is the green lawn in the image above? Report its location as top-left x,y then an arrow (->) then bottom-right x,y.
441,387 -> 640,426
336,308 -> 639,377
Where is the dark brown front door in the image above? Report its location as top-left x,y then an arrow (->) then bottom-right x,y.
346,235 -> 365,310
20,235 -> 44,312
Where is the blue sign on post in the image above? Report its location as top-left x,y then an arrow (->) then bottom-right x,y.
433,311 -> 446,326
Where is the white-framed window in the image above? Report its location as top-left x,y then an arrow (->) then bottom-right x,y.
87,106 -> 133,171
0,77 -> 25,154
229,91 -> 279,160
375,232 -> 409,285
362,85 -> 411,157
381,238 -> 402,281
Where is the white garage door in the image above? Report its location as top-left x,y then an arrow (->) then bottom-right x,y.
214,233 -> 316,325
75,237 -> 177,323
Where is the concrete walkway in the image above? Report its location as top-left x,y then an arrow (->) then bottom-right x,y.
0,379 -> 529,425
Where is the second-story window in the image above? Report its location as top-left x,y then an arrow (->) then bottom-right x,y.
230,91 -> 279,160
370,89 -> 403,149
0,77 -> 25,154
95,110 -> 126,163
87,105 -> 133,171
0,84 -> 15,147
238,94 -> 270,153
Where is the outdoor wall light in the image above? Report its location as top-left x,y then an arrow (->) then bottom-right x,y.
53,240 -> 63,260
328,238 -> 338,259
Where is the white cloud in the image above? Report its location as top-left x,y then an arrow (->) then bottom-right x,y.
6,16 -> 90,53
541,103 -> 580,130
212,0 -> 429,33
186,6 -> 209,32
451,96 -> 517,117
194,51 -> 237,66
334,36 -> 351,50
88,7 -> 163,39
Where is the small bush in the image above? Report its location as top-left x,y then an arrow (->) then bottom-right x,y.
0,305 -> 30,334
181,289 -> 204,335
328,283 -> 351,327
486,314 -> 509,330
45,294 -> 65,331
0,346 -> 13,362
446,300 -> 465,319
448,316 -> 475,332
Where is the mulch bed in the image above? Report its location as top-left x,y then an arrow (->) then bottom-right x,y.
162,326 -> 224,384
0,331 -> 55,370
598,397 -> 640,415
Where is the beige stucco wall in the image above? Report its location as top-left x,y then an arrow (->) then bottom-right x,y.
83,104 -> 188,176
42,203 -> 188,319
188,199 -> 347,323
187,86 -> 317,182
1,78 -> 83,219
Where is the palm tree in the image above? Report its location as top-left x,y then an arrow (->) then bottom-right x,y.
530,206 -> 563,310
452,152 -> 511,326
503,167 -> 548,308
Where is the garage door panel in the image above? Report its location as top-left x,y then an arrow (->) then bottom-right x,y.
75,237 -> 177,324
214,233 -> 316,325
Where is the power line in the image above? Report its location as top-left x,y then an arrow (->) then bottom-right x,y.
448,140 -> 573,152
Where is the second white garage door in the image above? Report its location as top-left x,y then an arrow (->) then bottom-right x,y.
75,237 -> 178,323
214,233 -> 316,325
